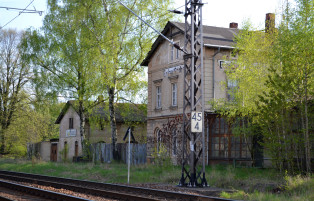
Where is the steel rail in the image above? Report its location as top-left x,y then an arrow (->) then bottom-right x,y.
0,179 -> 89,201
0,170 -> 239,201
0,196 -> 14,201
0,173 -> 161,201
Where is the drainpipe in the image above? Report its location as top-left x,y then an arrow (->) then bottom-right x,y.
208,48 -> 220,166
206,119 -> 209,165
212,47 -> 221,99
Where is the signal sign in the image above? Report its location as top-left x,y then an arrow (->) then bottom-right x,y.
191,111 -> 202,132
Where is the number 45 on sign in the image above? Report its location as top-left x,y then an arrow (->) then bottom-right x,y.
191,111 -> 203,132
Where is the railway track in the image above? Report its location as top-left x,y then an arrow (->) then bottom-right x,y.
0,170 -> 238,201
0,179 -> 90,201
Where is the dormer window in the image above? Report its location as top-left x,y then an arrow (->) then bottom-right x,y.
169,41 -> 180,63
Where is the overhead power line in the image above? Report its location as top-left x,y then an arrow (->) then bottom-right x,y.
118,0 -> 187,54
0,0 -> 40,29
0,6 -> 43,15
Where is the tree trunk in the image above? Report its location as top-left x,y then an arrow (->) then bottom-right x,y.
0,130 -> 5,154
108,86 -> 118,160
0,121 -> 10,154
78,100 -> 85,154
303,68 -> 311,175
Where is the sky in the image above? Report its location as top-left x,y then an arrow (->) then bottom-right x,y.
173,0 -> 294,29
0,0 -> 295,30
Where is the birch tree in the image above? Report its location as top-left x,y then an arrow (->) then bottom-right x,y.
21,0 -> 103,150
0,29 -> 30,154
268,0 -> 313,174
80,0 -> 174,159
212,0 -> 313,174
23,0 -> 174,159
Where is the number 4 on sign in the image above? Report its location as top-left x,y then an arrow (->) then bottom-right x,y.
191,111 -> 203,132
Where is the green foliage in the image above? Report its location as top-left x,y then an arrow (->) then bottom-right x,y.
2,96 -> 60,157
82,140 -> 92,161
21,0 -> 175,156
9,145 -> 27,158
151,143 -> 172,167
220,174 -> 314,201
0,29 -> 32,154
59,143 -> 69,163
211,0 -> 313,174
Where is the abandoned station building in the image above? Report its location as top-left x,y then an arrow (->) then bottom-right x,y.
52,101 -> 146,162
141,14 -> 276,166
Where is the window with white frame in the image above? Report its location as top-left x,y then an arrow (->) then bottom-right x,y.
169,42 -> 180,62
156,86 -> 162,109
175,42 -> 180,60
171,83 -> 177,106
170,45 -> 174,61
219,60 -> 231,70
227,79 -> 238,101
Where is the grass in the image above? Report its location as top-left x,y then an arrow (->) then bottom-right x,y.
0,158 -> 313,200
0,158 -> 180,184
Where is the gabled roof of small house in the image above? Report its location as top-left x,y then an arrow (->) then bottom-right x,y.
90,102 -> 147,123
55,100 -> 147,124
141,21 -> 238,66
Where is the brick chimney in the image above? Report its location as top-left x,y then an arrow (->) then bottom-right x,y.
265,13 -> 275,33
229,22 -> 238,29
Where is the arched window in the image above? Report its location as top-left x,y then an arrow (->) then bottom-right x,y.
155,128 -> 162,153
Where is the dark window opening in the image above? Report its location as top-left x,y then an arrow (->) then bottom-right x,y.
69,118 -> 73,129
75,141 -> 78,157
210,117 -> 250,159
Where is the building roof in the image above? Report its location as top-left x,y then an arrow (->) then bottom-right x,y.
55,101 -> 146,124
141,21 -> 238,66
90,102 -> 147,123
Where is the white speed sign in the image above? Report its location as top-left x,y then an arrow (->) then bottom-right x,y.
191,111 -> 202,132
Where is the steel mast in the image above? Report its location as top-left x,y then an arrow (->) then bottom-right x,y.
179,0 -> 207,187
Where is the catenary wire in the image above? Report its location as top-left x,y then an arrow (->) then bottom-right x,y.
0,0 -> 35,29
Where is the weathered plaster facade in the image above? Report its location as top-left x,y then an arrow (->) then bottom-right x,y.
55,101 -> 147,162
142,21 -> 241,164
58,106 -> 82,162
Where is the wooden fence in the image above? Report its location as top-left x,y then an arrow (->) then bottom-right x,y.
91,143 -> 146,165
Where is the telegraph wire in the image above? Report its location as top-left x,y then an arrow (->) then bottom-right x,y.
0,6 -> 42,15
0,0 -> 36,29
118,1 -> 186,53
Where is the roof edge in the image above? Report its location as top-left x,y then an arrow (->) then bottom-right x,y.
141,21 -> 185,66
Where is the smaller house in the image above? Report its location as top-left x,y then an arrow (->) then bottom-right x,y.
53,101 -> 147,162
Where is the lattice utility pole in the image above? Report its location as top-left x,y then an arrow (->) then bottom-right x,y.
179,0 -> 207,187
118,0 -> 207,187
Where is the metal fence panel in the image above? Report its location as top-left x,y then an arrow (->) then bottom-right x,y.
91,143 -> 146,165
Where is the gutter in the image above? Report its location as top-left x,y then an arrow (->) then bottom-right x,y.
204,44 -> 234,49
